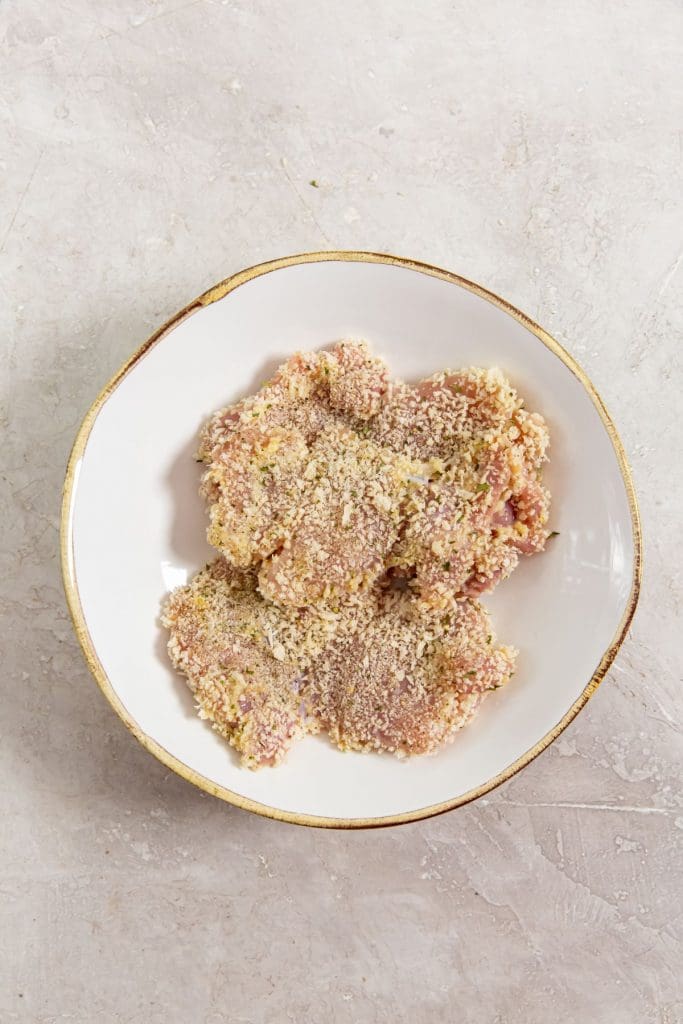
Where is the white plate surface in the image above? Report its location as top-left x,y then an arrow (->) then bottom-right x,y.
62,253 -> 641,827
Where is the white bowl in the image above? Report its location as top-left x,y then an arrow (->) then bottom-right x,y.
61,252 -> 641,828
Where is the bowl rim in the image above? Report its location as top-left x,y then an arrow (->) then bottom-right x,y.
60,250 -> 642,829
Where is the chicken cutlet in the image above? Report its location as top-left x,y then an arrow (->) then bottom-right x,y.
378,367 -> 551,604
197,342 -> 409,601
258,422 -> 419,607
162,557 -> 338,768
306,588 -> 516,757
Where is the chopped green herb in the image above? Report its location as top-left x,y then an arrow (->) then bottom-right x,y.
465,670 -> 477,678
309,179 -> 319,188
476,482 -> 490,493
486,634 -> 492,644
548,530 -> 560,538
442,560 -> 451,571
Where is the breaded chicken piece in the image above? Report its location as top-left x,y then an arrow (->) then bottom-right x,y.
198,342 -> 399,584
200,424 -> 309,567
320,339 -> 390,421
371,366 -> 519,461
258,422 -> 420,607
198,350 -> 327,456
385,370 -> 551,604
199,341 -> 389,458
306,589 -> 516,757
162,558 -> 339,768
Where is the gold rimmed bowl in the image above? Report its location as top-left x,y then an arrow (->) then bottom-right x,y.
61,252 -> 641,827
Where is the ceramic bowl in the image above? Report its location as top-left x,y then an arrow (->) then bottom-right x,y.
61,252 -> 641,827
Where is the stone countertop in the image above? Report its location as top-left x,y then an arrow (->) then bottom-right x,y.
1,2 -> 681,1021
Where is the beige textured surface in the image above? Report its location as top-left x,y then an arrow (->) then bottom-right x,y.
1,1 -> 682,1021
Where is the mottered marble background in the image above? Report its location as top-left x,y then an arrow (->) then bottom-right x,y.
1,1 -> 681,1021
